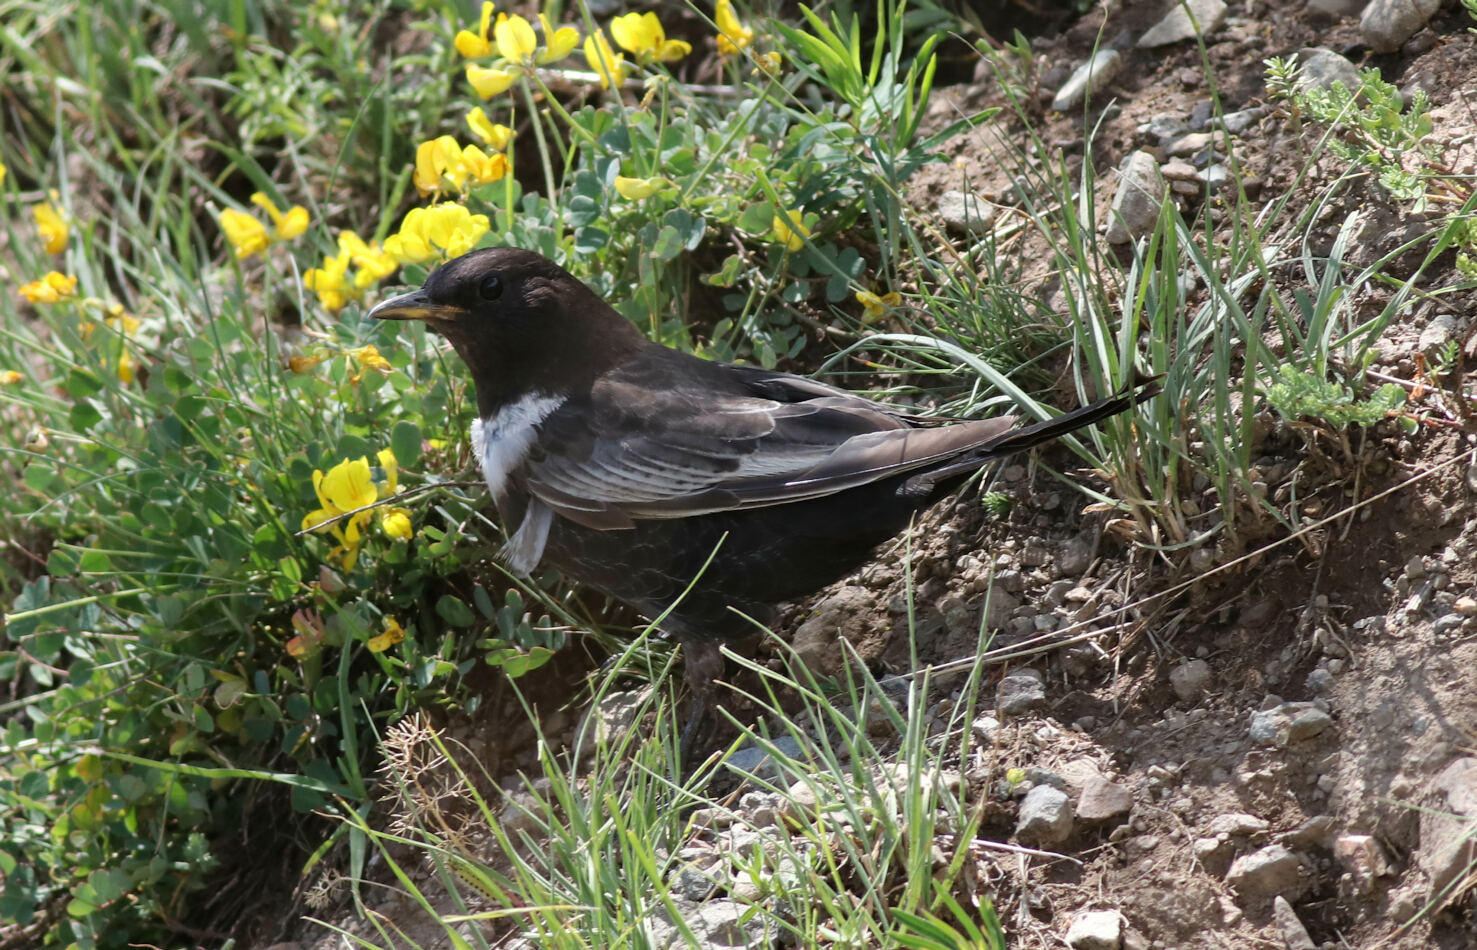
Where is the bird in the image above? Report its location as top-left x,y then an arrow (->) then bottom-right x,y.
370,247 -> 1155,754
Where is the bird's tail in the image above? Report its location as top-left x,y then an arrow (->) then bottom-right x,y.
912,374 -> 1161,489
983,373 -> 1161,456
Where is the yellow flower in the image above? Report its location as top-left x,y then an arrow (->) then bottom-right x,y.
613,176 -> 667,200
306,232 -> 397,311
856,289 -> 902,324
772,209 -> 810,251
220,208 -> 270,259
754,51 -> 782,76
34,203 -> 68,255
304,248 -> 354,312
583,29 -> 627,89
0,161 -> 6,185
454,1 -> 496,58
368,617 -> 407,652
467,62 -> 520,98
377,447 -> 399,494
461,143 -> 509,189
115,347 -> 137,384
252,192 -> 309,240
494,12 -> 538,65
538,13 -> 579,64
289,353 -> 327,373
19,271 -> 78,304
716,0 -> 753,57
105,303 -> 140,335
467,107 -> 513,150
219,193 -> 308,259
611,12 -> 690,64
344,232 -> 398,287
303,456 -> 379,571
381,508 -> 413,541
414,136 -> 459,198
384,205 -> 492,265
0,370 -> 23,385
347,344 -> 392,383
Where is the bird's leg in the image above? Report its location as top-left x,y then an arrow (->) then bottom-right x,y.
678,638 -> 724,768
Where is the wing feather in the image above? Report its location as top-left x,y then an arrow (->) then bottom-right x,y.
517,351 -> 1018,529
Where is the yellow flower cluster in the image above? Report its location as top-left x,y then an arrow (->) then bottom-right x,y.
384,205 -> 492,265
459,1 -> 579,99
856,289 -> 901,324
304,232 -> 398,313
772,209 -> 811,252
301,449 -> 413,571
219,193 -> 309,259
19,271 -> 78,305
715,0 -> 753,57
582,9 -> 691,89
34,202 -> 68,255
413,134 -> 508,199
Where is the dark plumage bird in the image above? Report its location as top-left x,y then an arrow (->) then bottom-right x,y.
371,248 -> 1153,749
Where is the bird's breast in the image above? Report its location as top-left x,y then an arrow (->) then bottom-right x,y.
471,392 -> 566,500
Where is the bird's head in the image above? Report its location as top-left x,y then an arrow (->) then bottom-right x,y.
370,247 -> 646,412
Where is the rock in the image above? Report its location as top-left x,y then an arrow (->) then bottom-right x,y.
1105,150 -> 1165,245
1169,659 -> 1212,703
1065,909 -> 1123,950
1207,813 -> 1270,837
984,588 -> 1021,630
1272,896 -> 1317,950
578,687 -> 652,748
996,668 -> 1047,716
670,859 -> 722,901
1307,0 -> 1367,19
972,714 -> 1001,743
1017,785 -> 1075,845
1078,776 -> 1135,823
1361,0 -> 1440,53
1282,815 -> 1336,849
1057,534 -> 1094,575
724,736 -> 804,781
1418,757 -> 1477,909
1053,49 -> 1122,113
1226,845 -> 1305,898
938,191 -> 994,235
1165,131 -> 1215,159
1137,0 -> 1227,47
646,897 -> 776,949
1139,114 -> 1189,145
1418,312 -> 1459,355
791,586 -> 871,676
1217,106 -> 1267,135
1295,48 -> 1361,95
1160,160 -> 1199,182
1335,834 -> 1390,895
1249,702 -> 1333,747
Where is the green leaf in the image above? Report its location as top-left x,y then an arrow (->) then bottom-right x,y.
78,550 -> 111,573
69,400 -> 103,432
390,420 -> 422,468
436,595 -> 476,627
65,367 -> 103,398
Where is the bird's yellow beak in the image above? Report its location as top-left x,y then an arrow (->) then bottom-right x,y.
368,289 -> 465,323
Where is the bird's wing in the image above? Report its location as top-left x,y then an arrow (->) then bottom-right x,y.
521,356 -> 1016,529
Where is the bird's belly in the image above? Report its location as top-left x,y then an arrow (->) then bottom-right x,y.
535,478 -> 939,641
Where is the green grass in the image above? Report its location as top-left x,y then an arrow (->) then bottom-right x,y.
0,0 -> 1457,946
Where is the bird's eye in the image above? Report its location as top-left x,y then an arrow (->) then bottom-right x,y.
479,274 -> 503,301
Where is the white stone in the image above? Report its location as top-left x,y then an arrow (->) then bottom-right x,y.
1066,909 -> 1123,950
1137,0 -> 1227,48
